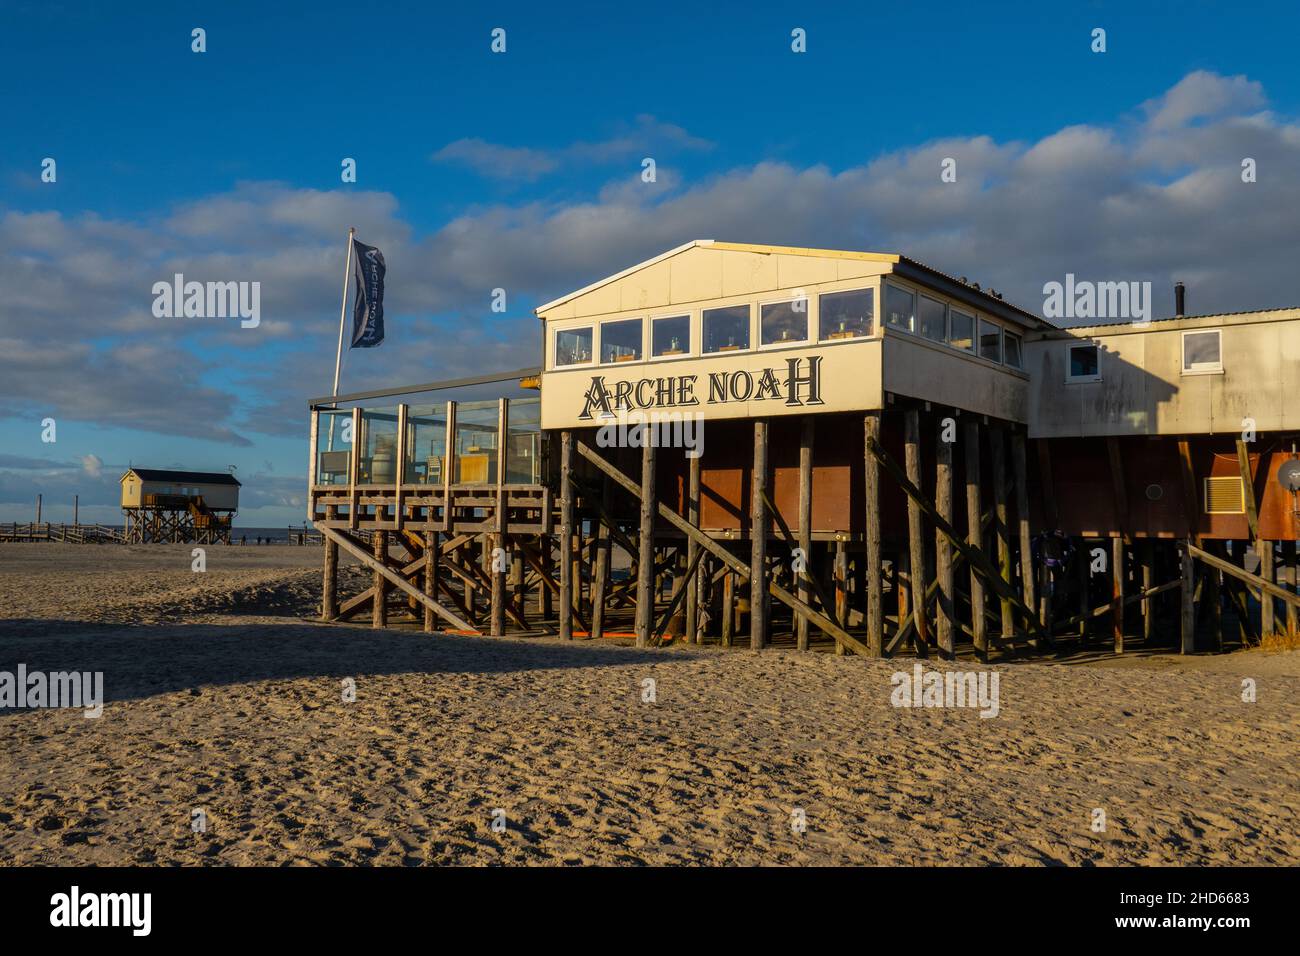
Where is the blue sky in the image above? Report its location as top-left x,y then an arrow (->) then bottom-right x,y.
2,0 -> 1299,525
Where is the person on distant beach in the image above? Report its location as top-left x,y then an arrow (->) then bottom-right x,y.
240,535 -> 246,546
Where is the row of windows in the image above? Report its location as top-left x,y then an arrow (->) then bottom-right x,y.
553,283 -> 1025,370
1065,329 -> 1224,383
883,283 -> 1023,369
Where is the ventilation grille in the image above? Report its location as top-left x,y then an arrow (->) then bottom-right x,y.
1204,476 -> 1245,514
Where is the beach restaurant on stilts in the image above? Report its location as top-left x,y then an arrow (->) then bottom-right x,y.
308,240 -> 1300,658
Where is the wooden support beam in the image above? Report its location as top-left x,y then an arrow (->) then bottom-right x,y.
762,488 -> 837,638
1260,541 -> 1276,639
963,420 -> 987,659
721,571 -> 734,647
833,540 -> 848,656
635,438 -> 656,648
866,434 -> 1050,645
1011,432 -> 1036,636
935,422 -> 956,659
1177,440 -> 1200,544
512,545 -> 527,630
654,546 -> 705,645
1286,541 -> 1299,638
1106,437 -> 1131,544
443,401 -> 457,533
751,420 -> 769,650
349,407 -> 361,530
1140,540 -> 1154,643
903,408 -> 930,653
796,417 -> 814,651
423,530 -> 438,632
686,454 -> 701,646
592,479 -> 611,640
1052,578 -> 1183,633
1189,543 -> 1300,608
490,398 -> 509,637
1112,536 -> 1124,653
322,504 -> 339,620
864,412 -> 883,657
989,425 -> 1013,640
320,526 -> 477,632
372,530 -> 388,628
576,439 -> 870,655
559,431 -> 575,640
1235,440 -> 1261,542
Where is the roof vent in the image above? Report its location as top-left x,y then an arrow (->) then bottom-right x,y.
1175,281 -> 1186,318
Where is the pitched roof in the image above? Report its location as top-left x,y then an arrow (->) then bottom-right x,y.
122,468 -> 241,486
534,239 -> 1051,329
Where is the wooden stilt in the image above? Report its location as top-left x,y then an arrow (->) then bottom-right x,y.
686,454 -> 701,645
935,421 -> 955,659
423,530 -> 438,632
322,504 -> 339,621
904,408 -> 930,653
796,417 -> 814,651
1078,539 -> 1091,640
559,431 -> 574,640
512,546 -> 526,629
1286,541 -> 1299,638
1181,540 -> 1195,653
895,547 -> 910,647
635,437 -> 656,648
865,412 -> 883,657
963,420 -> 987,660
1260,541 -> 1276,639
372,529 -> 388,628
1011,432 -> 1036,636
1140,540 -> 1154,643
1208,546 -> 1223,651
489,399 -> 508,637
1112,536 -> 1124,653
750,420 -> 769,651
592,479 -> 611,639
989,424 -> 1013,640
721,570 -> 734,647
833,539 -> 847,657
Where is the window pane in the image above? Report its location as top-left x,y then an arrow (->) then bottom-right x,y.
1184,331 -> 1221,369
703,305 -> 750,353
601,318 -> 643,363
1004,331 -> 1023,369
819,288 -> 873,339
979,319 -> 1002,362
761,299 -> 809,345
918,296 -> 946,342
652,315 -> 690,356
885,284 -> 915,332
555,327 -> 592,366
949,309 -> 974,351
1070,345 -> 1099,378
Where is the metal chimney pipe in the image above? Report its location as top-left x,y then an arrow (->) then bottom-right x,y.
1175,281 -> 1185,318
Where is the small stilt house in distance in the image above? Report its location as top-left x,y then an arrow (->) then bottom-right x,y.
120,467 -> 239,543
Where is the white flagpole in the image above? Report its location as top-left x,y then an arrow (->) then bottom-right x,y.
327,227 -> 356,452
332,226 -> 356,399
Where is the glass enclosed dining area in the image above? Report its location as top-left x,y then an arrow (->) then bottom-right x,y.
312,396 -> 542,488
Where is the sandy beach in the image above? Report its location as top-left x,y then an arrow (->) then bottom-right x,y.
1,543 -> 1296,866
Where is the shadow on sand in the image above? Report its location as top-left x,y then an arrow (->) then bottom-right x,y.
0,619 -> 677,712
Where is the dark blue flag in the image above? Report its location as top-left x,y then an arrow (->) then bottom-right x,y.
350,239 -> 386,348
